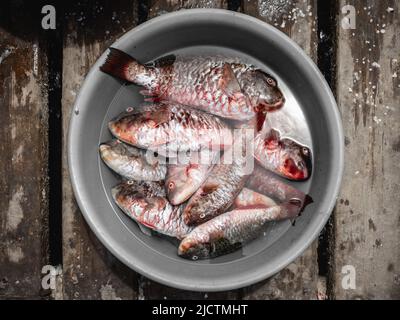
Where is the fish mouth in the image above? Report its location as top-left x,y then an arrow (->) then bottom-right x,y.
108,121 -> 118,137
280,158 -> 308,181
168,190 -> 192,206
255,95 -> 285,113
111,185 -> 121,202
265,95 -> 285,111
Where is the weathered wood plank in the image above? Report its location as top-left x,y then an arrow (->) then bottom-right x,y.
241,0 -> 320,299
139,0 -> 242,300
0,2 -> 49,298
333,0 -> 400,299
61,0 -> 140,300
148,0 -> 228,19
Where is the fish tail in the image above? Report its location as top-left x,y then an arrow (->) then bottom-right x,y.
100,48 -> 147,84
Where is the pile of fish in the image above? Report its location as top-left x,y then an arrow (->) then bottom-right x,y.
99,48 -> 313,260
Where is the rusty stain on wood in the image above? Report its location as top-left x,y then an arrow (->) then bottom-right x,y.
61,0 -> 139,300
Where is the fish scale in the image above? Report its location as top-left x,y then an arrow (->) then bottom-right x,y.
100,49 -> 285,120
108,103 -> 232,155
183,127 -> 252,226
112,181 -> 191,239
178,205 -> 299,259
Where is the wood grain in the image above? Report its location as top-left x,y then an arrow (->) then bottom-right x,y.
0,2 -> 49,298
61,0 -> 140,300
241,0 -> 321,299
333,0 -> 400,299
148,0 -> 228,19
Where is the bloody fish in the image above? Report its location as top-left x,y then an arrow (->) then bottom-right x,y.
183,127 -> 253,226
100,49 -> 285,120
254,124 -> 312,181
108,103 -> 232,155
99,139 -> 167,181
178,203 -> 302,259
112,181 -> 191,239
232,187 -> 277,210
166,150 -> 219,205
246,165 -> 313,211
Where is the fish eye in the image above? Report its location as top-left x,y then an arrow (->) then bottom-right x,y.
168,181 -> 175,189
289,198 -> 302,206
301,147 -> 309,156
192,255 -> 199,261
199,213 -> 205,219
266,77 -> 276,86
127,180 -> 134,185
126,107 -> 134,112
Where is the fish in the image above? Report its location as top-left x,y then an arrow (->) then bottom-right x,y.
112,181 -> 191,239
178,203 -> 302,259
99,139 -> 167,181
246,165 -> 313,211
100,49 -> 285,120
108,103 -> 232,156
232,187 -> 277,209
183,127 -> 253,226
166,150 -> 220,205
253,123 -> 312,180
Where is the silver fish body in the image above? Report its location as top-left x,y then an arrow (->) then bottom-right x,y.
246,165 -> 313,212
183,128 -> 253,226
100,49 -> 285,120
112,181 -> 191,239
108,103 -> 232,155
99,139 -> 166,181
178,204 -> 299,259
232,187 -> 277,209
166,150 -> 220,205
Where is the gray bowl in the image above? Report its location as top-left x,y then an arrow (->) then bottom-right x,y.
68,9 -> 343,291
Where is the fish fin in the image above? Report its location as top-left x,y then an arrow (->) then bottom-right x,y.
100,48 -> 144,83
139,89 -> 157,96
137,223 -> 153,236
256,112 -> 267,132
144,109 -> 170,128
186,164 -> 200,176
265,128 -> 281,141
219,63 -> 242,97
144,96 -> 162,103
145,54 -> 176,68
200,183 -> 219,196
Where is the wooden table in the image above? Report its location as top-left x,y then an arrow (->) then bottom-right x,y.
0,0 -> 399,300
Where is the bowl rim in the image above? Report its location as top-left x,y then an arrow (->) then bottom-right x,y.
68,8 -> 344,291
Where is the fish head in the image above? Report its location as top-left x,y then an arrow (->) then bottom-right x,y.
166,164 -> 201,205
247,71 -> 285,112
108,112 -> 139,144
178,236 -> 210,260
278,138 -> 312,181
112,181 -> 168,220
99,139 -> 127,161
